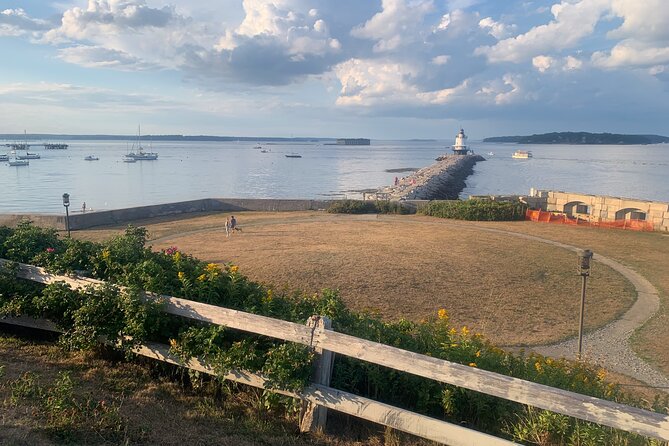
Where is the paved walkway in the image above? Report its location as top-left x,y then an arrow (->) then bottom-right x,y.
150,214 -> 669,389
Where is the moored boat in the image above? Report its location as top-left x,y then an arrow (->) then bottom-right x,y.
16,152 -> 40,160
0,154 -> 8,162
512,150 -> 532,159
8,158 -> 29,166
84,155 -> 99,161
126,125 -> 158,160
285,153 -> 302,158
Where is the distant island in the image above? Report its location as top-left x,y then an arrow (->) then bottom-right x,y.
483,132 -> 669,145
0,134 -> 325,143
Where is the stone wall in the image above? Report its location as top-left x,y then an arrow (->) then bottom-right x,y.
529,190 -> 669,232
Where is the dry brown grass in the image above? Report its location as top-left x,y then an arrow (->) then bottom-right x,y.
0,330 -> 393,446
76,211 -> 636,347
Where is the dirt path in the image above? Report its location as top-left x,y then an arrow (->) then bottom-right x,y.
149,215 -> 668,389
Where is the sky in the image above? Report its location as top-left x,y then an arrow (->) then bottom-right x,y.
1,0 -> 669,140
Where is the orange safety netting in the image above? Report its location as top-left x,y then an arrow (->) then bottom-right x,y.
525,210 -> 655,231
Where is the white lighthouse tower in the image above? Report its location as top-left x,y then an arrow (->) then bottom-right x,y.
452,128 -> 471,155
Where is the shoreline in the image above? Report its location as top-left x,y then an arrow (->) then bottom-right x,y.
378,154 -> 485,200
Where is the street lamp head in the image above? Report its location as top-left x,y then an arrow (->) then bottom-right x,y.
578,249 -> 593,276
62,193 -> 70,207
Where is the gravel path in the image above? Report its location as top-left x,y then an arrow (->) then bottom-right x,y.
451,224 -> 669,390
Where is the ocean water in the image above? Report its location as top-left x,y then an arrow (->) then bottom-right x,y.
1,140 -> 668,214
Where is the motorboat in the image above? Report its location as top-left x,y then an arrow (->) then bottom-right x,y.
8,158 -> 29,166
0,154 -> 8,162
16,152 -> 40,160
512,150 -> 532,159
487,152 -> 495,156
285,153 -> 302,158
84,155 -> 99,161
254,145 -> 263,149
260,149 -> 270,153
122,156 -> 137,163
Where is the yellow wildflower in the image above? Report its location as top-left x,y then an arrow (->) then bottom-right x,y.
229,265 -> 239,273
535,361 -> 543,374
173,251 -> 181,262
475,350 -> 481,358
197,274 -> 206,282
206,263 -> 219,273
102,249 -> 110,260
545,358 -> 554,366
169,338 -> 177,349
266,289 -> 273,301
438,309 -> 448,320
450,343 -> 458,348
178,271 -> 185,280
468,362 -> 477,368
448,328 -> 457,336
596,369 -> 607,381
460,326 -> 470,336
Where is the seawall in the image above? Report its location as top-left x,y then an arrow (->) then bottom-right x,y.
378,154 -> 485,200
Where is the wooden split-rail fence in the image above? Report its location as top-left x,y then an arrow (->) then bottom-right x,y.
2,259 -> 669,446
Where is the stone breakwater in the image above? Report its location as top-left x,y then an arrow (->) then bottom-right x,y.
379,154 -> 485,200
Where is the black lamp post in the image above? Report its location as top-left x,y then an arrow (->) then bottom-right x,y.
62,193 -> 71,237
577,249 -> 593,360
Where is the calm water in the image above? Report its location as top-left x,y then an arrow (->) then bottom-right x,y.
1,140 -> 667,214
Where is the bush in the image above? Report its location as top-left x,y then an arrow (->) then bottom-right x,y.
327,199 -> 412,214
419,199 -> 527,221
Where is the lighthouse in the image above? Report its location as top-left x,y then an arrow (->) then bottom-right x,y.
452,128 -> 471,155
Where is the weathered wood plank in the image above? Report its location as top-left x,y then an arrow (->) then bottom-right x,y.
300,316 -> 334,433
7,260 -> 313,346
314,330 -> 669,441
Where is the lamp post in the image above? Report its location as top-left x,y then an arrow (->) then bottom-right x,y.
62,193 -> 71,237
577,249 -> 593,360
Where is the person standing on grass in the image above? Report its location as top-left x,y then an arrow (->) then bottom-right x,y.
230,216 -> 237,233
224,217 -> 230,237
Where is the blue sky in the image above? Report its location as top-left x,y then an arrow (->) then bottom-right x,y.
1,0 -> 668,139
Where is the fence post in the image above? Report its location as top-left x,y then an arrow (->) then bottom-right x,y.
300,315 -> 334,433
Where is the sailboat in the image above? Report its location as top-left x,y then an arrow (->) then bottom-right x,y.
8,130 -> 31,166
125,125 -> 158,160
14,130 -> 41,160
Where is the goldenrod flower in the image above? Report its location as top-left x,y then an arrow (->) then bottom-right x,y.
169,338 -> 177,348
178,271 -> 185,280
173,251 -> 181,262
197,274 -> 206,282
448,328 -> 457,336
475,350 -> 481,358
438,309 -> 448,320
468,362 -> 477,368
229,265 -> 239,273
596,369 -> 607,381
535,361 -> 543,374
460,326 -> 470,336
102,249 -> 110,260
206,263 -> 219,273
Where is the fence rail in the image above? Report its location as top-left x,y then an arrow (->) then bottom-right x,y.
2,259 -> 669,444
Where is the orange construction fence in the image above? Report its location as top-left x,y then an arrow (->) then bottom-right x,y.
525,210 -> 655,232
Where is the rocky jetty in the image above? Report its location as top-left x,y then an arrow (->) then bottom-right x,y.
379,154 -> 485,200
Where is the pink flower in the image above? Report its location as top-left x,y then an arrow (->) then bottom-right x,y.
46,247 -> 55,253
165,246 -> 178,256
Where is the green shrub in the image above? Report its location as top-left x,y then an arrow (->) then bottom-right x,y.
327,199 -> 412,214
419,199 -> 527,221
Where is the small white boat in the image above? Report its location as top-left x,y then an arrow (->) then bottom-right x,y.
512,150 -> 532,159
254,145 -> 263,149
122,156 -> 137,163
84,155 -> 99,161
260,149 -> 270,153
8,158 -> 29,166
0,154 -> 8,162
16,152 -> 40,160
487,151 -> 495,156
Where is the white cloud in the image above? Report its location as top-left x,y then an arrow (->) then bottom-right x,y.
476,0 -> 610,63
593,40 -> 669,68
58,45 -> 157,70
351,0 -> 434,52
532,55 -> 553,73
432,55 -> 450,65
564,55 -> 582,70
0,8 -> 51,37
478,16 -> 516,39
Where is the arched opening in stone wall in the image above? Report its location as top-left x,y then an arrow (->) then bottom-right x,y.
564,201 -> 590,217
615,208 -> 647,221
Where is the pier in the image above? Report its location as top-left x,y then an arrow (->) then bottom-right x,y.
378,154 -> 485,200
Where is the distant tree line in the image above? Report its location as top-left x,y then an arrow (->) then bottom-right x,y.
483,132 -> 669,145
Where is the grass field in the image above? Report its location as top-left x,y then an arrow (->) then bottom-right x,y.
75,211 -> 638,347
